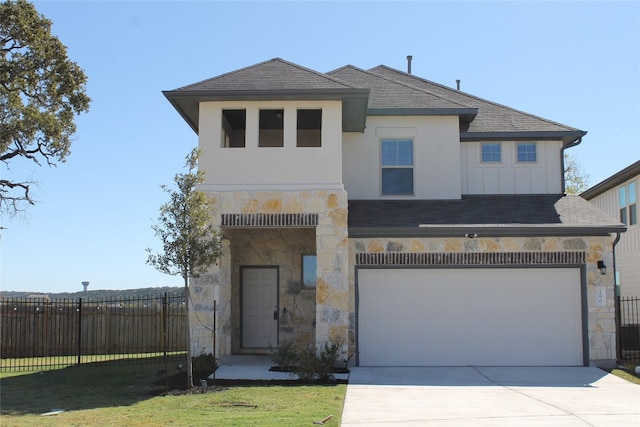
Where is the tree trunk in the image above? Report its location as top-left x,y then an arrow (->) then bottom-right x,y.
184,277 -> 193,388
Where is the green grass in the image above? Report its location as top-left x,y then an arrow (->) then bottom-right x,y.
0,361 -> 346,426
610,364 -> 640,385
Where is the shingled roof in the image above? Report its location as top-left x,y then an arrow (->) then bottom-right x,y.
163,58 -> 369,132
348,195 -> 625,237
327,65 -> 476,121
369,65 -> 585,144
164,58 -> 586,143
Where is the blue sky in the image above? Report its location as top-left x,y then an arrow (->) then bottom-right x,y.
1,1 -> 639,294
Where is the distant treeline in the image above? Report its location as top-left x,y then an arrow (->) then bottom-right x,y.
1,286 -> 184,300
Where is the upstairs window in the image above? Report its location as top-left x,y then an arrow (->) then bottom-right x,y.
221,109 -> 246,147
517,143 -> 537,162
619,181 -> 637,225
481,143 -> 501,162
297,109 -> 322,147
259,109 -> 284,147
381,139 -> 414,196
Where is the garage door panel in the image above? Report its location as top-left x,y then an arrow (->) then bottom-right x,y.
357,268 -> 583,366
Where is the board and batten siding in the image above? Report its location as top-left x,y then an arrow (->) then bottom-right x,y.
460,140 -> 563,194
588,179 -> 640,297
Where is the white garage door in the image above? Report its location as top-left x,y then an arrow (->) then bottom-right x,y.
357,268 -> 583,366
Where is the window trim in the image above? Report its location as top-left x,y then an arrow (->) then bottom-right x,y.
516,142 -> 537,163
481,143 -> 502,163
380,138 -> 414,196
619,181 -> 638,226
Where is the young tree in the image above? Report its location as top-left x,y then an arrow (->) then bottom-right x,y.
1,0 -> 91,215
147,148 -> 221,388
564,152 -> 590,194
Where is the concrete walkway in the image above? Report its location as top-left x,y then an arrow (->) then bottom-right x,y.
341,367 -> 640,426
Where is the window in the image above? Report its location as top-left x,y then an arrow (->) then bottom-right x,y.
481,143 -> 501,162
619,182 -> 637,226
221,109 -> 246,147
381,139 -> 413,195
259,109 -> 284,147
297,109 -> 322,147
517,143 -> 537,162
302,254 -> 317,288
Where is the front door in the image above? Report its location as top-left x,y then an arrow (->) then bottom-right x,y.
241,267 -> 278,348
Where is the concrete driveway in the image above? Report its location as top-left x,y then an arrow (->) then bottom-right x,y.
341,367 -> 640,426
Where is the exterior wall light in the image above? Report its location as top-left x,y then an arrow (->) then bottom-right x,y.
597,260 -> 607,275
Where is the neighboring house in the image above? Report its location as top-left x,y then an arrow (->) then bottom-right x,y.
582,161 -> 639,297
164,58 -> 624,368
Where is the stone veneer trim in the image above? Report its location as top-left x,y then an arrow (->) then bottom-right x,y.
222,213 -> 319,227
356,251 -> 586,266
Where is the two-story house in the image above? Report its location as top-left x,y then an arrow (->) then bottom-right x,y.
582,161 -> 639,297
164,58 -> 624,368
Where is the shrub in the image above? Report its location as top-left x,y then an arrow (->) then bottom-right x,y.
191,352 -> 217,379
270,338 -> 345,381
268,339 -> 299,371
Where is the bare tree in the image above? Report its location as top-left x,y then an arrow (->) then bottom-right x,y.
147,148 -> 221,388
564,153 -> 590,194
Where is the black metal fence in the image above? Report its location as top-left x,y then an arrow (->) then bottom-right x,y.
0,293 -> 187,371
618,295 -> 640,363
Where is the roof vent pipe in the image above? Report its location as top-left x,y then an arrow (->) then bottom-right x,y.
407,55 -> 413,74
456,79 -> 461,90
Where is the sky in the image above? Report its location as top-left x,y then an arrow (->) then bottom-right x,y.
1,0 -> 639,294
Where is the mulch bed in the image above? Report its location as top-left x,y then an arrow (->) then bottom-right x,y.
149,369 -> 347,396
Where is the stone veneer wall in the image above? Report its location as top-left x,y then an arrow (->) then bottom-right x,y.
190,190 -> 349,359
348,235 -> 617,367
225,227 -> 316,351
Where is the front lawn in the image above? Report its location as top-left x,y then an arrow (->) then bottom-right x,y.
0,361 -> 346,426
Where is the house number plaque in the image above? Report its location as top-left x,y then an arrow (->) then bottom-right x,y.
595,286 -> 606,307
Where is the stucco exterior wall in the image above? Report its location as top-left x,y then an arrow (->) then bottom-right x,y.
197,100 -> 344,191
460,140 -> 563,194
343,115 -> 461,200
348,235 -> 617,366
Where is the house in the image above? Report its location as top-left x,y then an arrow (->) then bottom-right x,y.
582,161 -> 639,297
164,58 -> 625,368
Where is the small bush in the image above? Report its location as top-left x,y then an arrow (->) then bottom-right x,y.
270,338 -> 345,381
269,339 -> 299,371
191,352 -> 216,379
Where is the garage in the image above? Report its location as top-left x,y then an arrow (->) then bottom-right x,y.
357,268 -> 584,366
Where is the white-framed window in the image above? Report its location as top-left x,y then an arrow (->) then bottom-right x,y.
517,143 -> 537,162
481,143 -> 501,162
381,139 -> 413,195
619,181 -> 637,226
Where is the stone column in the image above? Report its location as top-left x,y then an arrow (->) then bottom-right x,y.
314,190 -> 350,353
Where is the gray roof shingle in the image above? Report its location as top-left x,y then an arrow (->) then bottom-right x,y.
369,65 -> 585,142
327,65 -> 475,112
175,58 -> 360,92
348,195 -> 625,237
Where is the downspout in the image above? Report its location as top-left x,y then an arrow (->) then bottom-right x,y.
612,231 -> 622,362
561,136 -> 583,194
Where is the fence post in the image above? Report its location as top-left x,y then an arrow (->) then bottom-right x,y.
77,298 -> 82,365
615,294 -> 621,361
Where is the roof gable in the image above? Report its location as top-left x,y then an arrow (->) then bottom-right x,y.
176,58 -> 360,93
163,58 -> 369,133
327,65 -> 477,120
369,65 -> 585,144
